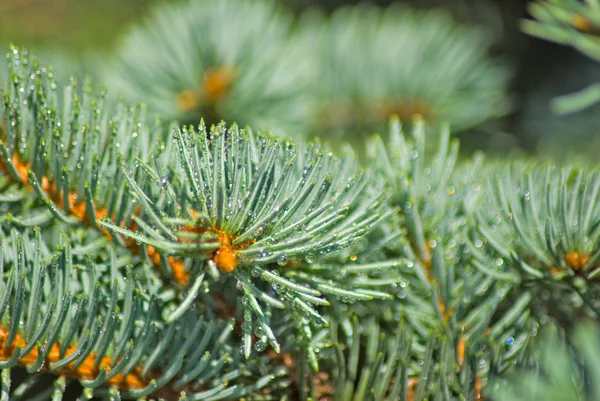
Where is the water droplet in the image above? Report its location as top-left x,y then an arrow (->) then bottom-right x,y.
531,323 -> 539,336
277,254 -> 288,266
349,254 -> 358,262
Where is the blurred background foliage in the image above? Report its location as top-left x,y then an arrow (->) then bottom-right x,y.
0,0 -> 597,160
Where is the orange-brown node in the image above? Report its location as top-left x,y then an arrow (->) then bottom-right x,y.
438,299 -> 446,314
457,336 -> 466,368
282,352 -> 293,366
475,376 -> 484,400
3,153 -> 111,229
145,245 -> 191,285
177,90 -> 200,113
565,251 -> 589,273
202,66 -> 236,103
573,14 -> 591,30
69,194 -> 88,221
378,99 -> 433,125
167,257 -> 190,285
6,153 -> 30,183
213,249 -> 237,273
572,14 -> 598,33
283,259 -> 303,269
209,228 -> 256,274
438,299 -> 454,322
0,324 -> 150,390
311,371 -> 335,400
407,377 -> 419,401
214,230 -> 237,273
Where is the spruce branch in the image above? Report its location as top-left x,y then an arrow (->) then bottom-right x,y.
523,0 -> 600,114
474,163 -> 600,324
489,321 -> 600,401
104,0 -> 313,133
292,314 -> 490,401
299,4 -> 511,138
0,45 -> 91,97
0,47 -> 297,399
365,118 -> 466,322
0,46 -> 391,396
523,0 -> 600,61
0,46 -> 153,231
100,121 -> 388,357
0,225 -> 281,399
350,119 -> 540,397
0,46 -> 197,285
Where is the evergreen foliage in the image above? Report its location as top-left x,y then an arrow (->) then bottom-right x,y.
0,0 -> 600,399
104,0 -> 314,134
523,0 -> 600,114
99,119 -> 389,357
0,46 -> 89,95
0,47 -> 399,400
103,0 -> 510,140
490,322 -> 600,401
298,4 -> 511,139
0,47 -> 289,400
